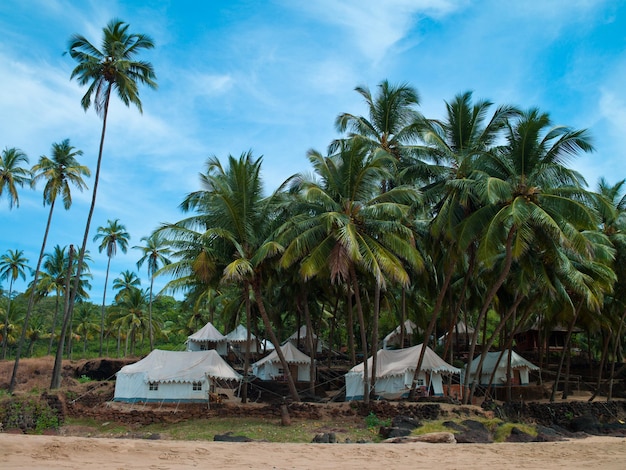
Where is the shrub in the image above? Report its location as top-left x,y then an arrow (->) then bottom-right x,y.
1,397 -> 61,434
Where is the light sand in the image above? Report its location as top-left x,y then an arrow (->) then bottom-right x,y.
1,434 -> 625,469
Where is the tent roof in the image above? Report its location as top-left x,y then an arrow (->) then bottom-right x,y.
187,322 -> 227,343
117,349 -> 241,383
383,320 -> 419,344
285,325 -> 318,342
438,321 -> 475,341
347,343 -> 460,379
252,342 -> 311,367
467,350 -> 539,374
226,324 -> 257,343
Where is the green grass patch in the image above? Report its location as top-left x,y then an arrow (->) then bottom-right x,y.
493,422 -> 537,442
64,416 -> 375,443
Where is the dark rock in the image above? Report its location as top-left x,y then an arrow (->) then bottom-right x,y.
312,432 -> 337,443
505,426 -> 535,442
391,415 -> 422,430
379,426 -> 412,439
454,420 -> 493,444
569,414 -> 600,434
443,421 -> 464,432
214,431 -> 253,442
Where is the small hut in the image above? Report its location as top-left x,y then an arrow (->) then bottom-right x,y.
226,324 -> 260,356
345,343 -> 461,401
464,350 -> 539,386
382,320 -> 419,349
114,349 -> 241,403
186,321 -> 228,356
251,342 -> 313,382
285,325 -> 323,355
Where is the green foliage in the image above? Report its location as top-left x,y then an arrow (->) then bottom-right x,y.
1,398 -> 60,433
77,375 -> 92,384
364,411 -> 391,429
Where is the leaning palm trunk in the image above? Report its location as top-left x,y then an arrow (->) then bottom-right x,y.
467,292 -> 523,403
370,282 -> 381,398
251,280 -> 300,402
99,255 -> 112,356
51,245 -> 74,389
9,198 -> 57,392
589,329 -> 611,401
608,309 -> 626,401
463,227 -> 515,404
148,277 -> 154,350
350,265 -> 370,404
408,260 -> 456,400
550,299 -> 583,402
241,287 -> 251,404
304,298 -> 316,396
1,278 -> 15,359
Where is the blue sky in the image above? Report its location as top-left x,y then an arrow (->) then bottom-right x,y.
1,0 -> 625,301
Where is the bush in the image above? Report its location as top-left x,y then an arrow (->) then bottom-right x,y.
364,412 -> 391,429
1,397 -> 60,434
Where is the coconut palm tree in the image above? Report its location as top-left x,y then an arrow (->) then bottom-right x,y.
134,233 -> 171,350
9,139 -> 89,392
110,286 -> 150,356
170,151 -> 301,401
459,108 -> 598,402
407,92 -> 519,398
64,18 -> 157,347
0,147 -> 30,209
0,249 -> 30,358
93,219 -> 130,355
279,139 -> 423,403
112,270 -> 141,303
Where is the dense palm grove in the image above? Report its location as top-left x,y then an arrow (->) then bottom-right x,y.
2,20 -> 626,404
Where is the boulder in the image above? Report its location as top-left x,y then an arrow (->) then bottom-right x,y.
383,432 -> 456,444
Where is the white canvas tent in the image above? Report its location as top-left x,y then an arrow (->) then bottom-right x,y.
464,350 -> 539,386
186,321 -> 228,356
114,349 -> 242,403
345,343 -> 461,401
252,341 -> 313,381
382,320 -> 419,349
285,325 -> 323,354
437,321 -> 475,348
226,324 -> 260,355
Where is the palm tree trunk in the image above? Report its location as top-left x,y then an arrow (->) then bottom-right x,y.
251,279 -> 300,402
9,200 -> 56,393
408,259 -> 456,399
47,295 -> 60,355
608,309 -> 626,401
350,264 -> 370,404
463,226 -> 516,404
550,299 -> 583,402
370,281 -> 381,398
64,88 -> 112,361
1,278 -> 14,359
467,291 -> 523,403
303,297 -> 316,396
241,284 -> 251,404
100,256 -> 112,356
148,277 -> 154,350
589,329 -> 611,401
347,289 -> 356,365
51,245 -> 74,389
400,288 -> 406,348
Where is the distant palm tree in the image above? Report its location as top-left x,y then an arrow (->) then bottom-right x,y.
134,233 -> 171,350
112,270 -> 141,303
0,249 -> 30,359
0,147 -> 30,209
9,139 -> 89,392
93,219 -> 130,355
64,18 -> 157,348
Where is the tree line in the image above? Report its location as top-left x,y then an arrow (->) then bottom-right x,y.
1,19 -> 625,405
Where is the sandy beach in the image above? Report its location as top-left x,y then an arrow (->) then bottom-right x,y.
1,434 -> 625,470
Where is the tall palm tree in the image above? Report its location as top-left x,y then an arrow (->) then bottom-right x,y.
408,92 -> 519,397
280,140 -> 423,403
168,151 -> 301,401
459,108 -> 598,402
64,18 -> 157,350
134,233 -> 171,350
9,139 -> 89,392
110,286 -> 150,356
0,249 -> 30,359
93,219 -> 130,355
0,147 -> 30,209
